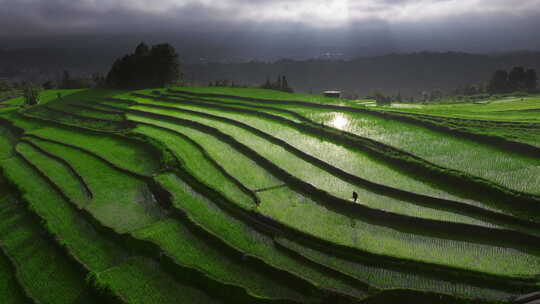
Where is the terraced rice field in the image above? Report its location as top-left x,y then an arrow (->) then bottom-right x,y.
299,110 -> 540,195
0,87 -> 539,304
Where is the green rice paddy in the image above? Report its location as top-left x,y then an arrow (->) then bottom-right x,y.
126,104 -> 501,228
301,110 -> 540,196
0,87 -> 539,303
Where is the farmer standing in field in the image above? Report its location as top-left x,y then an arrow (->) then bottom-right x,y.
352,191 -> 358,203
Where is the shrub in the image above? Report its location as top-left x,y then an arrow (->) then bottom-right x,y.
23,84 -> 41,106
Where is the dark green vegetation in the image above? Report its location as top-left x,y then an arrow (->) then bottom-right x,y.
6,49 -> 540,97
0,86 -> 539,304
488,67 -> 537,94
106,43 -> 181,90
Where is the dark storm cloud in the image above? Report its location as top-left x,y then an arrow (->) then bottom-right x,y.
1,0 -> 540,56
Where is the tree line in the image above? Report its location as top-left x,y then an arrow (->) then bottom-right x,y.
208,80 -> 246,87
21,41 -> 183,91
401,66 -> 539,104
206,75 -> 294,93
488,67 -> 537,93
260,75 -> 293,93
106,42 -> 181,89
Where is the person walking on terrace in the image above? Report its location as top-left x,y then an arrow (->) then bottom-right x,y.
352,191 -> 358,203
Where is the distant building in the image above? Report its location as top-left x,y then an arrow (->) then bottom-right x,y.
323,90 -> 341,98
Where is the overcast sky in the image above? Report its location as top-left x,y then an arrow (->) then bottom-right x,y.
1,0 -> 540,59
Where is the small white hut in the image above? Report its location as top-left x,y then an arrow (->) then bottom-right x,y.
323,90 -> 341,98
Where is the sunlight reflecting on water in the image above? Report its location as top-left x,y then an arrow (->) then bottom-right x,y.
329,113 -> 349,129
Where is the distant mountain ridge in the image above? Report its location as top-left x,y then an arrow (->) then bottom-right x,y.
2,47 -> 540,96
184,51 -> 540,97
